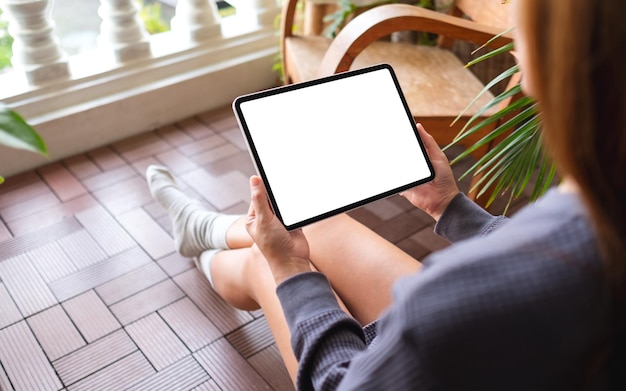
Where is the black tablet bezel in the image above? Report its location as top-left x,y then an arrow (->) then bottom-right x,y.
232,64 -> 434,230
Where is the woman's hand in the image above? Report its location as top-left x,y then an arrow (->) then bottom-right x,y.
246,175 -> 311,284
400,124 -> 460,221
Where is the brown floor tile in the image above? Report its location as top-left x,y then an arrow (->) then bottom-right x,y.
127,355 -> 209,391
176,118 -> 217,140
113,133 -> 172,162
74,205 -> 136,257
190,143 -> 241,166
0,321 -> 62,390
0,217 -> 82,262
53,329 -> 137,386
63,154 -> 102,179
174,269 -> 254,334
156,252 -> 195,277
0,173 -> 49,209
180,169 -> 249,211
226,316 -> 274,358
80,165 -> 136,192
196,107 -> 238,132
248,345 -> 295,391
177,134 -> 226,157
48,247 -> 152,302
0,282 -> 23,329
7,194 -> 98,236
116,208 -> 175,260
66,351 -> 154,391
0,219 -> 11,242
58,230 -> 108,269
203,150 -> 256,178
396,236 -> 432,262
87,146 -> 127,171
28,241 -> 77,283
38,162 -> 88,201
219,127 -> 248,151
143,200 -> 168,220
156,124 -> 196,148
374,209 -> 433,245
409,226 -> 452,253
194,338 -> 272,390
0,192 -> 60,223
360,196 -> 407,221
0,363 -> 12,391
154,149 -> 198,174
96,262 -> 168,306
131,156 -> 162,178
109,279 -> 185,325
159,297 -> 222,352
63,290 -> 121,343
192,380 -> 222,391
27,305 -> 86,361
91,176 -> 153,216
0,254 -> 57,316
210,116 -> 240,134
126,313 -> 190,370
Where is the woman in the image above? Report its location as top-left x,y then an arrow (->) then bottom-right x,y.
147,0 -> 625,388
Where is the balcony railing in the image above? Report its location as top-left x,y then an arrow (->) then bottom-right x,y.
0,0 -> 281,177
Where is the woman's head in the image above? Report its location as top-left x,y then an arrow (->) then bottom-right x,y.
513,0 -> 626,308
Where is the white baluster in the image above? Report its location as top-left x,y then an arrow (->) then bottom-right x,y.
0,0 -> 69,85
97,0 -> 150,62
171,0 -> 221,42
249,0 -> 280,27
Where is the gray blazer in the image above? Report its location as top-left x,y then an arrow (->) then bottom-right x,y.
277,190 -> 614,390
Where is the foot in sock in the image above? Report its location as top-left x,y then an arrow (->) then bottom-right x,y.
146,165 -> 241,258
195,249 -> 221,288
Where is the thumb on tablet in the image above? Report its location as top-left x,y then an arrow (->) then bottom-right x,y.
247,175 -> 270,221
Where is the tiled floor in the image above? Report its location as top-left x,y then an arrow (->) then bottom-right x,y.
0,106 -> 528,391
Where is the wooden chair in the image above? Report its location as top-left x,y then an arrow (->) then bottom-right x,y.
279,0 -> 515,161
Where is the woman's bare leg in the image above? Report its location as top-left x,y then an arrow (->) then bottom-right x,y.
210,213 -> 421,382
304,214 -> 421,325
210,245 -> 302,381
219,213 -> 421,325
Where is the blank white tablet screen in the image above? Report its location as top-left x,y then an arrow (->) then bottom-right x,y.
235,65 -> 433,229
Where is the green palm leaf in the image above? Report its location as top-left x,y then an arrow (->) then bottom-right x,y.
447,45 -> 557,212
0,104 -> 47,184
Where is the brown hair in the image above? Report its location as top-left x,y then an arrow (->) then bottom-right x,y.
518,0 -> 626,302
517,0 -> 626,382
517,0 -> 626,381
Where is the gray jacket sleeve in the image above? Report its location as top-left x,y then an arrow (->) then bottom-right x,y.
434,193 -> 508,242
276,272 -> 367,390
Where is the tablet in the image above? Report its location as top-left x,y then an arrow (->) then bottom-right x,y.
233,64 -> 434,230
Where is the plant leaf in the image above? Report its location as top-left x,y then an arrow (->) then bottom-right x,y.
446,33 -> 557,213
449,101 -> 537,164
466,41 -> 514,68
449,91 -> 531,147
451,65 -> 520,127
469,27 -> 515,57
0,105 -> 47,156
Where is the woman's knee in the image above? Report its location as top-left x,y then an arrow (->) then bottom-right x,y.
243,245 -> 277,298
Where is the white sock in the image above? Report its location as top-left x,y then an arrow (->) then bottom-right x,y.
195,249 -> 222,288
146,165 -> 243,257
